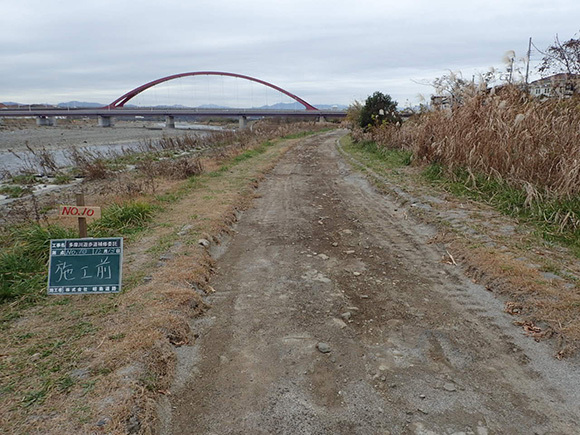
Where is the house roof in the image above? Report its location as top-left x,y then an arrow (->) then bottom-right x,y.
530,73 -> 579,86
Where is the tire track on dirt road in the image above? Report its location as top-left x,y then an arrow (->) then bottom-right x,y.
160,130 -> 580,434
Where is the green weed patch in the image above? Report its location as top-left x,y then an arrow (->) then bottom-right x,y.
53,173 -> 73,185
11,174 -> 39,185
0,185 -> 33,198
90,201 -> 155,237
341,135 -> 412,170
0,224 -> 77,301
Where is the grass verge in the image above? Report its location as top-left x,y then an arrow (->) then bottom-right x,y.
0,128 -> 321,434
340,135 -> 412,172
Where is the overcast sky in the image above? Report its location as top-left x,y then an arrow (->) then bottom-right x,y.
1,0 -> 579,107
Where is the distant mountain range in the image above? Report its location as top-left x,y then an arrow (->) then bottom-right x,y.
57,101 -> 105,108
2,101 -> 348,110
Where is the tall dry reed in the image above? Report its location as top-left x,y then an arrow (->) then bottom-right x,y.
359,88 -> 580,199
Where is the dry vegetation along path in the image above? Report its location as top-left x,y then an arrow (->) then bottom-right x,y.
160,130 -> 580,434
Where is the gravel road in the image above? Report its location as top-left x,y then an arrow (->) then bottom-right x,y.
160,130 -> 580,434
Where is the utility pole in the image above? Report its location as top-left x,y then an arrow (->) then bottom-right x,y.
525,37 -> 532,91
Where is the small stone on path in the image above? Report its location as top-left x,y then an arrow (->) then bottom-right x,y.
443,382 -> 457,392
198,239 -> 210,248
317,342 -> 331,353
96,417 -> 111,427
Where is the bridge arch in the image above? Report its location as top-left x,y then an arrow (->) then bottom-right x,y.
106,71 -> 318,111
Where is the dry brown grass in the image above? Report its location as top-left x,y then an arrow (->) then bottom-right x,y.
0,123 -> 321,434
67,147 -> 111,180
351,88 -> 580,243
358,89 -> 580,198
453,238 -> 580,358
137,156 -> 205,180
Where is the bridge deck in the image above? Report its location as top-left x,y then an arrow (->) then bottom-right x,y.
0,108 -> 346,118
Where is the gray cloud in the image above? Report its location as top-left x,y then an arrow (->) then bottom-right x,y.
1,0 -> 579,106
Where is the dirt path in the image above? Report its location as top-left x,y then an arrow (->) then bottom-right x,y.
160,130 -> 580,434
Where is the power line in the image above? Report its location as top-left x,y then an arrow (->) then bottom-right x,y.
531,40 -> 547,56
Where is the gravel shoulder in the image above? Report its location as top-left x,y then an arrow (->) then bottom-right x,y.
160,130 -> 580,434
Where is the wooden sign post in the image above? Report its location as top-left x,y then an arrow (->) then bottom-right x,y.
76,193 -> 87,238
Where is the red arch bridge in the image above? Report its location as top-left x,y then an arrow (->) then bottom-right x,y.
0,71 -> 346,128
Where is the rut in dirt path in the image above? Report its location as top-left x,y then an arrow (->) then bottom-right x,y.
160,130 -> 580,435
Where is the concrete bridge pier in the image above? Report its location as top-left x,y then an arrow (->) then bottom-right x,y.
36,116 -> 56,126
239,115 -> 248,129
165,115 -> 175,129
98,115 -> 113,127
318,116 -> 327,123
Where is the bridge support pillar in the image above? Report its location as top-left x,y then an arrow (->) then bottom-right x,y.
239,115 -> 248,129
165,115 -> 175,129
36,116 -> 56,126
98,115 -> 113,127
318,116 -> 327,124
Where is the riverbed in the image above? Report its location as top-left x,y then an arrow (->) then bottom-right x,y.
0,120 -> 227,176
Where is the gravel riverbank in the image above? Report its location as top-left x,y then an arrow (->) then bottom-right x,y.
0,119 -> 227,175
0,119 -> 225,152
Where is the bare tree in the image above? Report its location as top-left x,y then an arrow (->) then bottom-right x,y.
538,33 -> 580,76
